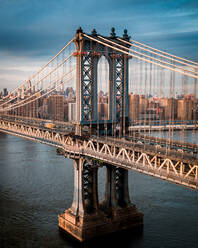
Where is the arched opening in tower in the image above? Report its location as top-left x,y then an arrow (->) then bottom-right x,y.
97,55 -> 109,121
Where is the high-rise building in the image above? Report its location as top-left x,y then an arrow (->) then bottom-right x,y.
12,93 -> 40,118
64,102 -> 69,121
129,93 -> 139,123
98,103 -> 108,120
177,98 -> 193,121
68,102 -> 76,122
163,98 -> 178,120
47,95 -> 64,121
3,88 -> 8,96
28,93 -> 40,118
139,95 -> 148,113
98,94 -> 108,120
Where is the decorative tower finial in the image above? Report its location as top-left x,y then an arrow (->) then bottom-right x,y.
76,27 -> 83,34
123,29 -> 130,41
91,28 -> 97,36
110,27 -> 116,38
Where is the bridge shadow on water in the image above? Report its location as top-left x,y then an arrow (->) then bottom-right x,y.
59,227 -> 144,248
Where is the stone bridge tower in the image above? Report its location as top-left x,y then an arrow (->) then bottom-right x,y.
58,28 -> 143,242
74,27 -> 130,137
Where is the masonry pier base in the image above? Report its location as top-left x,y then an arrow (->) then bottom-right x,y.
58,157 -> 143,242
59,205 -> 143,242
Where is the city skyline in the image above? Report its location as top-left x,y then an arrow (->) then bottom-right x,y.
1,63 -> 197,98
1,86 -> 197,123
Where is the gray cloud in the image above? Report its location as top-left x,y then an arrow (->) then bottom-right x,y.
0,0 -> 198,90
0,0 -> 197,58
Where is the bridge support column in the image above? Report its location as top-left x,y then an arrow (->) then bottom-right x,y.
58,160 -> 143,242
100,165 -> 143,230
101,166 -> 131,209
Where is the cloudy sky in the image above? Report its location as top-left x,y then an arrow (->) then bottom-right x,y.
0,0 -> 198,90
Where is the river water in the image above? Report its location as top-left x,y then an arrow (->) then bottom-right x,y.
0,131 -> 198,248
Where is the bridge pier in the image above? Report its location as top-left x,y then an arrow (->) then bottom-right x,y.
58,158 -> 143,242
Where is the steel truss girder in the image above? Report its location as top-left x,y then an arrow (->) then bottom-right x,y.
82,160 -> 97,213
113,57 -> 124,120
82,53 -> 93,120
1,120 -> 197,190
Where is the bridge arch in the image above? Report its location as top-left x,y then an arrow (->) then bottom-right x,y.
97,55 -> 110,120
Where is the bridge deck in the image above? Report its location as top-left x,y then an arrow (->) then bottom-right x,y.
0,118 -> 197,191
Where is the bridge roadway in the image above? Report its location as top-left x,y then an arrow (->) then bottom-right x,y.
0,117 -> 197,191
1,115 -> 198,154
127,134 -> 198,155
129,124 -> 198,132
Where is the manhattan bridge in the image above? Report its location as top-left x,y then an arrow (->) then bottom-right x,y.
0,27 -> 197,241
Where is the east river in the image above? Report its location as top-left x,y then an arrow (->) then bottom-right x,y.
0,131 -> 198,248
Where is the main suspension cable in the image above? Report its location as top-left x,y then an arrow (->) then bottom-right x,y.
0,53 -> 73,107
1,69 -> 75,112
118,38 -> 198,69
1,38 -> 74,101
130,38 -> 198,66
83,34 -> 198,80
99,36 -> 198,76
